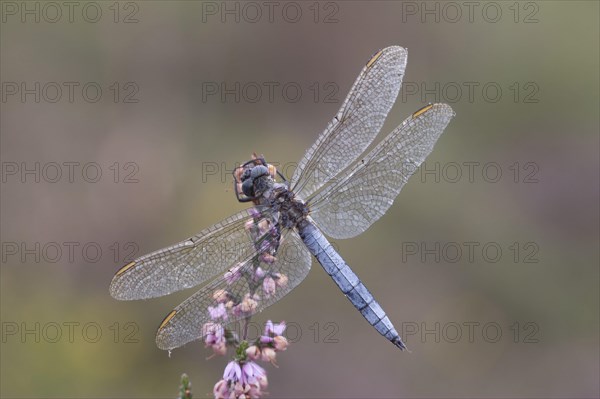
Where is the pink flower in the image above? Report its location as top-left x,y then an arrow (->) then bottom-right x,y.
259,253 -> 276,264
234,293 -> 258,316
242,361 -> 266,385
208,303 -> 228,321
247,207 -> 261,218
233,382 -> 249,397
246,345 -> 260,360
218,360 -> 267,398
264,320 -> 286,337
212,289 -> 229,303
203,322 -> 227,355
262,276 -> 276,297
259,335 -> 273,345
203,323 -> 224,345
224,264 -> 243,285
208,320 -> 290,398
261,347 -> 277,365
223,361 -> 242,382
254,267 -> 266,279
257,220 -> 269,233
213,379 -> 228,399
212,341 -> 227,356
258,373 -> 268,389
274,273 -> 288,288
274,335 -> 289,351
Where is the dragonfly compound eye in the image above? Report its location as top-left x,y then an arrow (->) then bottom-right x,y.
242,178 -> 255,197
250,165 -> 269,179
241,168 -> 252,182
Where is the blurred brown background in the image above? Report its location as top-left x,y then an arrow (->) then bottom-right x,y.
1,1 -> 598,398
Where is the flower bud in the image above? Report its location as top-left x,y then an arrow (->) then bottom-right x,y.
261,347 -> 277,364
212,289 -> 228,303
240,294 -> 258,314
233,382 -> 246,395
258,374 -> 269,389
213,379 -> 228,398
262,276 -> 276,296
258,220 -> 269,232
275,273 -> 288,288
246,345 -> 260,360
274,335 -> 289,351
260,253 -> 277,264
213,341 -> 227,356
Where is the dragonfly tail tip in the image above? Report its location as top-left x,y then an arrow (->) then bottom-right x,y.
393,337 -> 408,351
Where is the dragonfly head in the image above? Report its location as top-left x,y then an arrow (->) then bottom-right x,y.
241,164 -> 269,197
233,156 -> 287,203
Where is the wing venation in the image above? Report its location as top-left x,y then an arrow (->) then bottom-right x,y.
291,46 -> 408,200
308,103 -> 455,239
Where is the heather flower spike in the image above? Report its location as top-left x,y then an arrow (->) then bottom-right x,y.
204,320 -> 289,398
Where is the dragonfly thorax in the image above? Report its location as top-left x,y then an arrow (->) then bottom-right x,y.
268,185 -> 309,230
237,159 -> 309,229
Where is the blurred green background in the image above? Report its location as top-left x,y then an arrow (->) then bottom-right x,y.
1,1 -> 598,398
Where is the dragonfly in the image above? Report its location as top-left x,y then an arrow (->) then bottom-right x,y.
110,46 -> 454,351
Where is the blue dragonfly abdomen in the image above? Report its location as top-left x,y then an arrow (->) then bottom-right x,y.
298,220 -> 406,349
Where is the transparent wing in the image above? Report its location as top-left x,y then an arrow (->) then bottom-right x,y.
109,207 -> 276,300
308,103 -> 455,239
155,229 -> 312,350
290,46 -> 407,200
